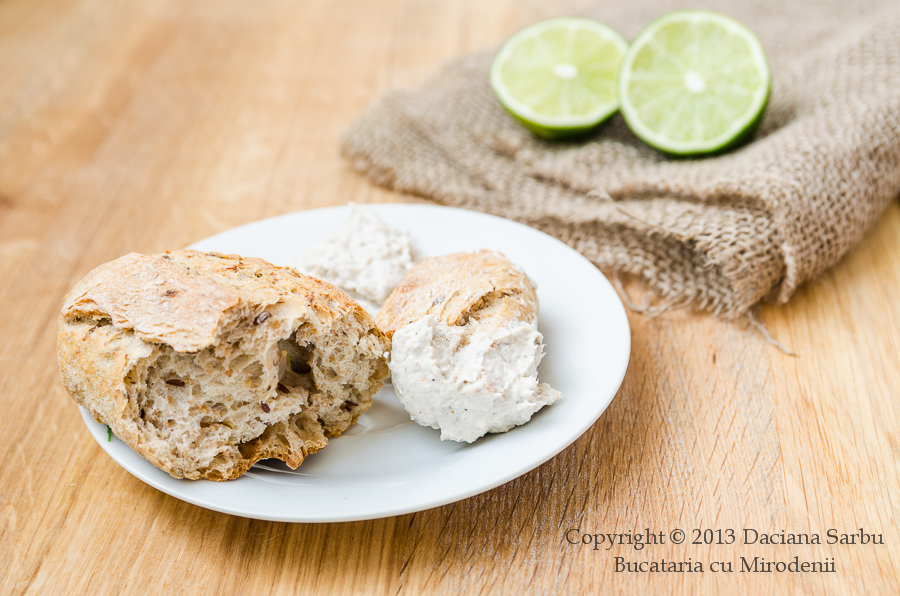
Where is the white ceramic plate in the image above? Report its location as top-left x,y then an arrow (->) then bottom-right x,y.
80,204 -> 630,522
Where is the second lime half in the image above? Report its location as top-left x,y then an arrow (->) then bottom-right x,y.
618,10 -> 771,155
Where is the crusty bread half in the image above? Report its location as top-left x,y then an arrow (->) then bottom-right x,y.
58,250 -> 389,481
376,249 -> 538,340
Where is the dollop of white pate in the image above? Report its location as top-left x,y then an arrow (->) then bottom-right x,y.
293,204 -> 418,306
389,314 -> 561,443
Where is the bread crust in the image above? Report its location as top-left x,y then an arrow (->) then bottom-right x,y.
58,250 -> 388,481
376,250 -> 538,340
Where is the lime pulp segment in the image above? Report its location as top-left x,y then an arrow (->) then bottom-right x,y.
490,17 -> 628,138
618,10 -> 771,155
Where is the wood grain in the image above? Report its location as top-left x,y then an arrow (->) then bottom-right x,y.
0,0 -> 897,594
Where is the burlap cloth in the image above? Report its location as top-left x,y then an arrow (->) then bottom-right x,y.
342,0 -> 900,318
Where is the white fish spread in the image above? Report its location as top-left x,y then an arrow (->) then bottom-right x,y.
294,205 -> 418,305
389,314 -> 561,443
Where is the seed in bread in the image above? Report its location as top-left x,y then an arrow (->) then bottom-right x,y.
57,250 -> 389,481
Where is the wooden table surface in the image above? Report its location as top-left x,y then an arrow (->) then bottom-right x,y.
1,0 -> 898,594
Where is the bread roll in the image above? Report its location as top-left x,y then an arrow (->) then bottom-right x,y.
377,250 -> 560,443
376,249 -> 538,340
58,250 -> 389,480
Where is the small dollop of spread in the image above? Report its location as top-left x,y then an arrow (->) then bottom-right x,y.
389,314 -> 561,443
293,205 -> 418,307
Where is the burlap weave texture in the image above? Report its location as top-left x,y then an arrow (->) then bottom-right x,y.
342,0 -> 900,317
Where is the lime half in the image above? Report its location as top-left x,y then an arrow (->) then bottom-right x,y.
490,17 -> 628,139
618,10 -> 771,155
